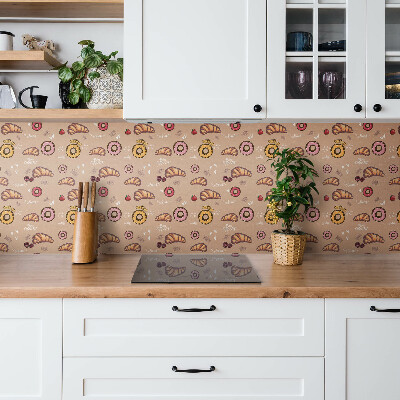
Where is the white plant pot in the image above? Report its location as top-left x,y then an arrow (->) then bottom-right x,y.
84,66 -> 123,109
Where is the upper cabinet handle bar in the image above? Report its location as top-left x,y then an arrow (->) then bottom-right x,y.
172,305 -> 216,312
172,366 -> 216,373
370,306 -> 400,313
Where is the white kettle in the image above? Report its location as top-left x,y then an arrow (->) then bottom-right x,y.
0,83 -> 16,109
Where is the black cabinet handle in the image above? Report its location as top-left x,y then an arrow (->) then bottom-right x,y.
370,306 -> 400,313
354,104 -> 362,112
254,104 -> 262,113
172,305 -> 216,312
373,104 -> 382,112
172,366 -> 215,373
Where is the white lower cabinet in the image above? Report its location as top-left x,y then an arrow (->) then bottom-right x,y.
0,299 -> 62,400
326,299 -> 400,400
63,357 -> 324,400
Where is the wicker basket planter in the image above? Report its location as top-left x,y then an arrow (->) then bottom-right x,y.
271,230 -> 306,266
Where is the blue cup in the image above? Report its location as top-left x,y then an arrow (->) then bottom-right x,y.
287,31 -> 313,52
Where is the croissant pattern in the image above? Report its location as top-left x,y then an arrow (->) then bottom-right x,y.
67,189 -> 78,201
221,213 -> 238,222
291,146 -> 304,156
231,166 -> 252,178
190,177 -> 207,186
1,123 -> 22,135
165,233 -> 186,244
323,177 -> 339,186
165,167 -> 186,178
155,213 -> 172,222
0,177 -> 8,186
200,189 -> 221,201
124,243 -> 141,252
58,177 -> 75,186
389,177 -> 400,185
32,233 -> 54,244
155,147 -> 172,156
99,233 -> 120,244
58,243 -> 73,252
354,213 -> 370,222
266,123 -> 287,135
0,243 -> 8,252
190,243 -> 207,252
332,189 -> 353,201
221,147 -> 238,156
32,167 -> 53,178
256,177 -> 273,186
124,177 -> 141,186
200,123 -> 221,135
305,233 -> 318,243
190,258 -> 207,267
256,243 -> 272,252
22,213 -> 39,222
332,123 -> 353,135
68,123 -> 89,135
353,147 -> 370,156
389,243 -> 400,251
363,166 -> 384,178
323,243 -> 340,252
231,233 -> 252,244
1,189 -> 22,201
99,167 -> 120,178
134,124 -> 155,135
22,147 -> 39,156
89,147 -> 106,156
134,189 -> 155,201
231,266 -> 252,277
165,266 -> 186,277
363,233 -> 384,244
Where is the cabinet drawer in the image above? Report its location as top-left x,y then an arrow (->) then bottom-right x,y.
64,299 -> 324,356
63,357 -> 324,400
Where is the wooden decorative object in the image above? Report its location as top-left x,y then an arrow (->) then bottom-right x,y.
22,34 -> 56,57
271,231 -> 306,266
71,212 -> 98,264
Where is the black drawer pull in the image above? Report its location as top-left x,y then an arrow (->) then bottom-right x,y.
370,306 -> 400,313
172,366 -> 215,373
172,305 -> 216,312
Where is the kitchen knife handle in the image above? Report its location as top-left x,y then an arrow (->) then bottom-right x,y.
172,366 -> 215,373
91,181 -> 96,210
78,182 -> 83,210
172,305 -> 216,312
370,306 -> 400,313
83,182 -> 89,210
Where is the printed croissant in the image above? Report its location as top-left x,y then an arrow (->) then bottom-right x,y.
68,123 -> 89,135
291,146 -> 304,156
323,177 -> 340,186
353,213 -> 370,222
190,258 -> 207,267
0,177 -> 8,186
256,177 -> 273,186
32,233 -> 54,244
124,243 -> 141,252
190,177 -> 207,186
99,167 -> 120,178
266,123 -> 286,135
58,243 -> 73,252
363,233 -> 385,244
1,189 -> 22,201
1,123 -> 22,135
200,189 -> 221,201
58,177 -> 75,186
22,147 -> 39,156
32,166 -> 53,178
165,233 -> 186,244
353,147 -> 370,156
231,233 -> 252,244
134,124 -> 155,135
221,147 -> 238,156
99,233 -> 120,244
256,243 -> 272,252
389,243 -> 400,252
155,147 -> 172,156
190,243 -> 207,252
22,213 -> 39,222
305,233 -> 318,243
89,147 -> 106,156
363,166 -> 384,178
165,166 -> 186,178
68,189 -> 78,201
323,243 -> 340,252
0,243 -> 8,252
200,123 -> 221,135
165,266 -> 186,277
124,177 -> 141,186
155,213 -> 172,222
221,213 -> 238,222
231,266 -> 252,277
134,189 -> 155,201
231,166 -> 252,178
332,123 -> 353,135
332,189 -> 353,201
389,177 -> 400,185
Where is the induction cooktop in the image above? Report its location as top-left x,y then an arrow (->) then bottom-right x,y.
131,254 -> 261,284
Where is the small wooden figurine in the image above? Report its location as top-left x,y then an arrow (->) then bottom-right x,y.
22,34 -> 56,56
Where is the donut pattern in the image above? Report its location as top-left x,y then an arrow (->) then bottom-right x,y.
0,121 -> 398,253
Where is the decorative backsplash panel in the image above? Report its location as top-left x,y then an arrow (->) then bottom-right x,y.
0,121 -> 399,254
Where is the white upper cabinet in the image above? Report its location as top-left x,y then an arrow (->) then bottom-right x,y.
123,0 -> 266,121
267,0 -> 366,120
366,0 -> 400,118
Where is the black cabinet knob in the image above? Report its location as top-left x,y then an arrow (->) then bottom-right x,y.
354,104 -> 362,112
254,104 -> 262,113
373,104 -> 382,112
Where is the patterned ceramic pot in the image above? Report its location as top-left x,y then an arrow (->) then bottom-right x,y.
84,66 -> 123,109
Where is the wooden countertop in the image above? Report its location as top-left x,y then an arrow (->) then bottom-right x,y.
0,253 -> 399,298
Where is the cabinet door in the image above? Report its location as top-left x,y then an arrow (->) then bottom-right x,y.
124,0 -> 266,121
366,0 -> 400,118
326,299 -> 400,400
0,299 -> 62,400
267,0 -> 366,119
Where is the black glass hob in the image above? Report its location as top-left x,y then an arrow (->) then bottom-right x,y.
131,254 -> 261,284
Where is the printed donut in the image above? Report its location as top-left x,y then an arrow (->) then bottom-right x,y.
362,123 -> 373,131
257,164 -> 266,174
257,231 -> 266,240
58,231 -> 67,240
230,187 -> 241,197
32,122 -> 42,131
371,141 -> 386,156
132,206 -> 147,225
41,141 -> 55,156
190,231 -> 200,240
32,187 -> 42,197
331,139 -> 346,158
107,207 -> 122,222
371,207 -> 386,222
164,123 -> 175,131
0,206 -> 14,225
389,231 -> 399,240
306,207 -> 320,222
58,164 -> 67,173
363,187 -> 373,197
173,207 -> 188,222
389,165 -> 399,174
124,231 -> 134,240
107,141 -> 122,156
41,207 -> 55,222
239,207 -> 254,222
0,140 -> 14,158
331,206 -> 346,225
305,141 -> 320,156
98,187 -> 108,197
323,231 -> 332,240
239,141 -> 254,156
173,141 -> 188,156
264,209 -> 278,224
230,122 -> 241,131
198,140 -> 213,158
132,140 -> 147,158
66,207 -> 77,224
198,206 -> 213,225
296,123 -> 307,131
98,122 -> 108,131
66,140 -> 81,158
323,164 -> 332,174
164,187 -> 174,197
191,164 -> 200,173
264,139 -> 280,159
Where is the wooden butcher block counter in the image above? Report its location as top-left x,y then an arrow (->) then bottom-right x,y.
0,253 -> 399,298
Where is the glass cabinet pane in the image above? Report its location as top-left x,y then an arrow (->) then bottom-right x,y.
319,59 -> 346,99
318,8 -> 346,51
286,8 -> 313,51
286,61 -> 313,99
386,4 -> 400,99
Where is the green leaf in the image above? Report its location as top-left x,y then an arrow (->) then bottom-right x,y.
78,85 -> 91,103
68,91 -> 80,105
78,40 -> 95,47
106,60 -> 123,75
73,69 -> 85,80
88,71 -> 100,80
81,46 -> 95,60
58,66 -> 73,83
109,51 -> 118,59
84,53 -> 103,68
72,61 -> 84,72
70,79 -> 83,90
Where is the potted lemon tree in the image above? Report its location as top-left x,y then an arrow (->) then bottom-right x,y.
266,148 -> 318,265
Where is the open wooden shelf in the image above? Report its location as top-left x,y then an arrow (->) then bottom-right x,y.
0,0 -> 123,19
0,108 -> 123,121
0,51 -> 62,70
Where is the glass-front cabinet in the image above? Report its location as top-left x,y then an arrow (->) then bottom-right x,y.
267,0 -> 366,119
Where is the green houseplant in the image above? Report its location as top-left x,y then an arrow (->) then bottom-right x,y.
57,40 -> 123,109
266,148 -> 319,265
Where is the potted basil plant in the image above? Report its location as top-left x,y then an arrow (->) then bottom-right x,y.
266,148 -> 319,266
57,40 -> 123,109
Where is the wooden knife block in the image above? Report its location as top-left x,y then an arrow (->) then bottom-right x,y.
72,212 -> 98,264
